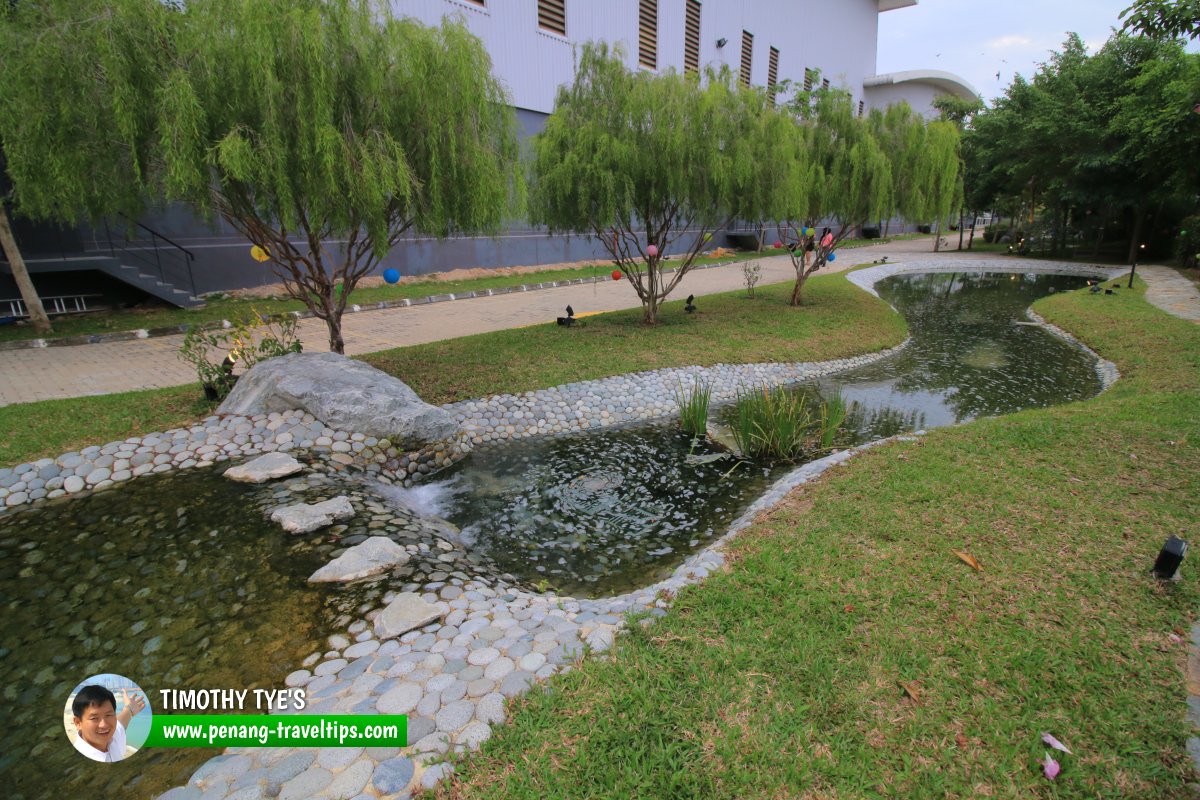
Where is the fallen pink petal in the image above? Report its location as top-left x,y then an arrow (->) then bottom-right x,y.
1041,732 -> 1073,754
1043,753 -> 1061,780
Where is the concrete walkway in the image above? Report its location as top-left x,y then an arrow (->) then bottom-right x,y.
1139,265 -> 1200,323
4,238 -> 1191,407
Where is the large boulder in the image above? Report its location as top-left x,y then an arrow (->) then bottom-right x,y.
218,352 -> 458,448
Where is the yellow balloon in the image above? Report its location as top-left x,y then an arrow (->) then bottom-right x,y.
250,245 -> 270,263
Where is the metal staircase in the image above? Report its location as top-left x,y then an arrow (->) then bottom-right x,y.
1,215 -> 203,310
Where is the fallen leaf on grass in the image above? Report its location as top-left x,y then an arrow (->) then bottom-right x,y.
953,551 -> 983,571
955,731 -> 969,749
1041,732 -> 1073,754
1042,753 -> 1061,780
899,681 -> 921,703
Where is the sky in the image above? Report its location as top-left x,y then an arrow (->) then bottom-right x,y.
877,0 -> 1197,105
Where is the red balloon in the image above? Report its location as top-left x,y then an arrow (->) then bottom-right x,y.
612,269 -> 623,281
773,241 -> 783,248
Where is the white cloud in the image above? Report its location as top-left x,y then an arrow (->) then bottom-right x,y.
987,34 -> 1035,49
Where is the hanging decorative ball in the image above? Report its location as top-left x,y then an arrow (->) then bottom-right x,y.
647,244 -> 659,258
827,252 -> 837,262
703,233 -> 713,242
250,245 -> 270,263
612,269 -> 623,281
774,240 -> 783,249
804,227 -> 815,237
383,268 -> 400,284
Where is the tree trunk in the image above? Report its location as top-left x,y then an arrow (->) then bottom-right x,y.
933,220 -> 941,252
789,252 -> 808,306
957,208 -> 966,250
643,293 -> 659,324
967,210 -> 977,250
0,204 -> 52,335
1127,203 -> 1146,265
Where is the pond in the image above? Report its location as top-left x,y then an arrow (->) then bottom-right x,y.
0,463 -> 496,800
0,270 -> 1101,798
427,271 -> 1100,595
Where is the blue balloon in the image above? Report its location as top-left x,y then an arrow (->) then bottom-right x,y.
827,253 -> 837,262
383,268 -> 400,284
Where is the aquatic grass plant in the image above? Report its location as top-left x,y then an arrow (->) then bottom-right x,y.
818,390 -> 847,449
728,384 -> 814,462
438,279 -> 1200,799
727,386 -> 847,462
675,379 -> 713,437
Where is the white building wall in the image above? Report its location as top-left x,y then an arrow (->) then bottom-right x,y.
390,0 -> 886,114
864,81 -> 943,118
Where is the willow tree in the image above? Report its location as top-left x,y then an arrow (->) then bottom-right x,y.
159,0 -> 521,352
0,0 -> 521,353
912,120 -> 964,251
530,42 -> 781,324
0,0 -> 174,335
771,89 -> 892,305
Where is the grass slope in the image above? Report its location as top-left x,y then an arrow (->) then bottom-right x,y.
432,281 -> 1200,799
0,274 -> 904,466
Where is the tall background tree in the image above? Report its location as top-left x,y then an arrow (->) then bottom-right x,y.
0,0 -> 522,353
1120,0 -> 1200,39
0,0 -> 172,335
530,43 -> 782,324
966,30 -> 1200,263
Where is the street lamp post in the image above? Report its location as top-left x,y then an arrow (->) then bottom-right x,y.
1129,242 -> 1146,289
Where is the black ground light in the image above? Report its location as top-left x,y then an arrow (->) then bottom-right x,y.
1152,536 -> 1187,579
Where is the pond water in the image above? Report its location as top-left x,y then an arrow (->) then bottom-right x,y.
0,464 -> 492,800
0,270 -> 1101,799
432,271 -> 1100,595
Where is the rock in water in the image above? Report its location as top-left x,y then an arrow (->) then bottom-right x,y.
374,592 -> 446,639
224,452 -> 305,483
271,496 -> 355,534
308,536 -> 411,582
217,352 -> 459,448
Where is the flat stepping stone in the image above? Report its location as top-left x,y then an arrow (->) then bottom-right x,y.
308,536 -> 410,582
374,592 -> 446,640
224,452 -> 304,483
271,496 -> 355,534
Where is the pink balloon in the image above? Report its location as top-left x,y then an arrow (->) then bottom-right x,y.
646,244 -> 658,258
774,241 -> 783,248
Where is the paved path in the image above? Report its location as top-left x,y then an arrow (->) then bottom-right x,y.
7,238 -> 1193,407
1139,265 -> 1200,323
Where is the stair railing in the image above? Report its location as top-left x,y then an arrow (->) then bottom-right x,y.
104,214 -> 198,298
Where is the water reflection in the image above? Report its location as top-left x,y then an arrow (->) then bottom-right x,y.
819,272 -> 1099,436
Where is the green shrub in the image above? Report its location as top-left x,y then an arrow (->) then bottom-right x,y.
178,310 -> 302,400
676,380 -> 713,437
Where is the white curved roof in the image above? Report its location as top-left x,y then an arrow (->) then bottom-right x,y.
879,0 -> 919,10
864,69 -> 981,102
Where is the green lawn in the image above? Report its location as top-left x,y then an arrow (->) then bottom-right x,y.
0,273 -> 905,466
430,280 -> 1200,799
